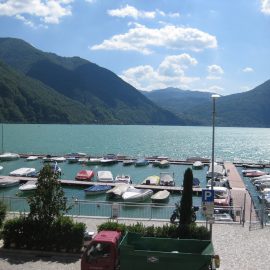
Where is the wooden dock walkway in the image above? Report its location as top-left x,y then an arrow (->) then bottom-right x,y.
0,176 -> 203,194
224,162 -> 255,221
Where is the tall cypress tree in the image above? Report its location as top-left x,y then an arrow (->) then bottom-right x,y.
178,168 -> 193,236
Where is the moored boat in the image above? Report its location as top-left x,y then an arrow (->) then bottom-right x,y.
9,167 -> 36,177
26,156 -> 39,161
97,171 -> 114,182
151,190 -> 170,203
0,179 -> 20,188
244,170 -> 268,178
160,172 -> 175,186
84,185 -> 112,195
122,186 -> 153,202
19,181 -> 37,193
158,160 -> 170,168
115,174 -> 132,184
75,170 -> 94,181
135,158 -> 149,167
106,184 -> 130,199
141,175 -> 160,185
52,156 -> 66,162
0,152 -> 20,161
86,158 -> 102,165
192,161 -> 204,170
122,159 -> 134,166
66,156 -> 79,164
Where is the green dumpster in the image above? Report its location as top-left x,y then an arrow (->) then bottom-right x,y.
119,232 -> 218,270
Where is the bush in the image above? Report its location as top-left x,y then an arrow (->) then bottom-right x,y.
0,200 -> 7,228
2,216 -> 86,252
97,221 -> 210,240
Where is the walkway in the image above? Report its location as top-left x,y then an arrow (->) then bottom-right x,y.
224,162 -> 255,221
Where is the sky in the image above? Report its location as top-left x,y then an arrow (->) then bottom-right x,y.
0,0 -> 270,95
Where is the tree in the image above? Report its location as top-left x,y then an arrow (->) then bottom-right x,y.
27,164 -> 71,226
0,200 -> 7,228
178,168 -> 193,236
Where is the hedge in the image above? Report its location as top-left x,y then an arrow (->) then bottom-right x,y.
2,216 -> 86,252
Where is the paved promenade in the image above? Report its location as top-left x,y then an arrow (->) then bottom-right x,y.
1,217 -> 270,270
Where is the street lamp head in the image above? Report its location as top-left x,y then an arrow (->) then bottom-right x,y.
211,94 -> 220,99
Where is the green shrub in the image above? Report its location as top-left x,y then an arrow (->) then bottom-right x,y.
0,200 -> 7,228
2,216 -> 86,252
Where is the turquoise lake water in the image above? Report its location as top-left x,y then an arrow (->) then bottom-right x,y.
0,124 -> 269,218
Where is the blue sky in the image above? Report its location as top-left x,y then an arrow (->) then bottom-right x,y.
0,0 -> 269,95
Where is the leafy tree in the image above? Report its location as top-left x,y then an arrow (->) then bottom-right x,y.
27,164 -> 71,226
178,168 -> 193,237
0,200 -> 7,228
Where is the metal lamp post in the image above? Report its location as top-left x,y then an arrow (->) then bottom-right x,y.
210,94 -> 220,239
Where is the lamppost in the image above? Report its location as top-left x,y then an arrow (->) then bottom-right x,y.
210,94 -> 220,239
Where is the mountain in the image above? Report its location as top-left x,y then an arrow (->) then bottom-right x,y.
144,82 -> 270,127
0,37 -> 184,125
142,87 -> 212,115
0,60 -> 96,123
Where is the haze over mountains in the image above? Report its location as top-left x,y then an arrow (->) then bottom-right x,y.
0,37 -> 270,127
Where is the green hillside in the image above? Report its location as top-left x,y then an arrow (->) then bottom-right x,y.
0,37 -> 184,125
0,61 -> 95,123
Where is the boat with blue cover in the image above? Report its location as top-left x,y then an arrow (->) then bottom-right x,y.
84,185 -> 112,195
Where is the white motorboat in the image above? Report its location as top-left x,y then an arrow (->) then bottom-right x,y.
0,152 -> 20,161
106,184 -> 130,199
158,160 -> 170,168
19,181 -> 37,192
141,175 -> 160,185
86,158 -> 102,165
160,172 -> 175,186
9,168 -> 36,177
192,161 -> 204,170
52,157 -> 66,162
0,166 -> 3,171
206,177 -> 229,188
115,174 -> 132,184
0,179 -> 20,188
207,163 -> 226,178
122,186 -> 153,202
26,156 -> 39,161
151,190 -> 170,203
97,171 -> 114,182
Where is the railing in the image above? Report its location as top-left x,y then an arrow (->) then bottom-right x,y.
1,196 -> 243,224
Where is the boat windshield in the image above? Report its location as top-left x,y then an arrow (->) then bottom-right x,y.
214,190 -> 227,199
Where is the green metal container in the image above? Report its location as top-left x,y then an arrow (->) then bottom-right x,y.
119,232 -> 216,270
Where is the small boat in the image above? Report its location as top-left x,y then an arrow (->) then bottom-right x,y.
86,158 -> 102,165
135,158 -> 149,167
245,170 -> 267,178
26,156 -> 39,161
66,156 -> 79,164
43,155 -> 54,163
206,177 -> 229,188
78,158 -> 89,164
192,161 -> 204,170
142,175 -> 160,185
152,160 -> 160,167
75,170 -> 94,181
0,179 -> 20,188
97,171 -> 114,182
151,190 -> 170,203
122,186 -> 153,202
193,177 -> 201,187
9,168 -> 36,177
0,152 -> 20,161
158,160 -> 170,168
66,152 -> 87,157
52,156 -> 66,162
122,159 -> 134,166
160,172 -> 175,186
242,169 -> 261,176
84,185 -> 112,195
242,163 -> 265,169
100,158 -> 118,165
106,184 -> 130,199
19,181 -> 37,192
0,166 -> 3,171
115,174 -> 132,184
206,163 -> 226,178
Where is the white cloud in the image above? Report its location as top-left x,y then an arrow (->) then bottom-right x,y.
91,24 -> 217,54
85,0 -> 96,3
206,64 -> 224,80
108,5 -> 155,19
120,53 -> 199,91
107,5 -> 180,20
261,0 -> 270,14
242,67 -> 254,73
207,64 -> 224,75
0,0 -> 73,25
